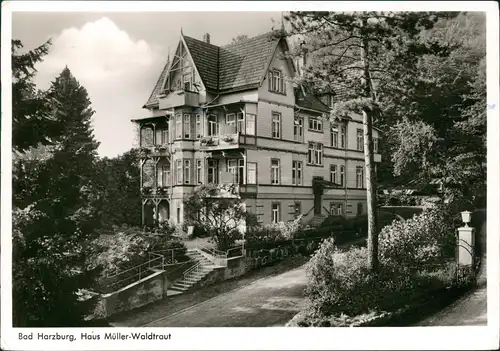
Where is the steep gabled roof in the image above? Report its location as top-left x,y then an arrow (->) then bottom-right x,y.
218,32 -> 279,92
144,31 -> 282,107
182,35 -> 220,91
144,59 -> 170,108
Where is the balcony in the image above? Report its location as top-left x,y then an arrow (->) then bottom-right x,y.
158,90 -> 199,109
138,145 -> 170,159
141,186 -> 172,198
198,134 -> 240,152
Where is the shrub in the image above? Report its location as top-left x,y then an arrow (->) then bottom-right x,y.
379,207 -> 456,269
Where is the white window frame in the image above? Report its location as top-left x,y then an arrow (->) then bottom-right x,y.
227,159 -> 238,184
292,160 -> 302,186
176,159 -> 182,184
247,162 -> 257,185
308,118 -> 323,132
356,166 -> 364,188
340,165 -> 345,187
175,114 -> 182,139
195,114 -> 203,139
294,117 -> 304,142
308,142 -> 323,166
330,202 -> 344,216
196,159 -> 202,184
271,159 -> 280,185
184,159 -> 191,184
356,128 -> 364,151
183,114 -> 191,139
226,113 -> 236,134
269,69 -> 285,94
164,164 -> 171,186
374,137 -> 379,153
245,114 -> 256,135
341,125 -> 346,148
237,112 -> 244,134
207,159 -> 218,184
330,164 -> 337,184
272,202 -> 281,223
272,112 -> 281,139
331,124 -> 339,147
207,114 -> 217,136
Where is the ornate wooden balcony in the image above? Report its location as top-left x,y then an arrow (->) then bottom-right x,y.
198,134 -> 240,152
138,145 -> 170,159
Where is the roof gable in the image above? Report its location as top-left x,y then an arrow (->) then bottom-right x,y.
182,35 -> 219,91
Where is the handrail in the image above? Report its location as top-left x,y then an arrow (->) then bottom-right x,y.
106,255 -> 163,279
322,206 -> 330,216
182,261 -> 203,281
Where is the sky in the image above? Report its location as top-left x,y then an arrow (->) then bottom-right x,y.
12,12 -> 282,157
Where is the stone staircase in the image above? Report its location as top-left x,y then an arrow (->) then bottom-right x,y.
167,249 -> 219,296
308,214 -> 326,227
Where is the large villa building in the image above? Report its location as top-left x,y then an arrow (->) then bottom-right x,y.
133,30 -> 382,227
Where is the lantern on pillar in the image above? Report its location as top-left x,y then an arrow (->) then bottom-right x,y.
461,210 -> 472,227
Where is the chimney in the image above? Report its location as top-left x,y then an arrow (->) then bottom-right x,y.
203,33 -> 211,44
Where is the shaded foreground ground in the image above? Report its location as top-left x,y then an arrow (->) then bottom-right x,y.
109,256 -> 309,327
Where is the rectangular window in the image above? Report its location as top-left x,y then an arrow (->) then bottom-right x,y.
271,159 -> 280,185
156,166 -> 163,187
340,125 -> 346,148
308,142 -> 323,166
374,137 -> 379,153
294,202 -> 302,219
184,160 -> 191,184
330,164 -> 337,184
183,114 -> 191,139
268,69 -> 285,94
164,165 -> 171,186
326,94 -> 334,109
245,114 -> 256,135
292,160 -> 302,186
294,117 -> 304,142
330,202 -> 344,216
238,159 -> 244,185
155,128 -> 162,145
227,159 -> 238,184
226,113 -> 236,134
356,128 -> 364,151
340,165 -> 345,187
237,112 -> 244,134
196,159 -> 202,184
176,160 -> 182,184
177,207 -> 181,223
175,114 -> 182,139
356,166 -> 364,188
331,124 -> 339,147
195,114 -> 203,139
247,162 -> 257,184
357,202 -> 364,216
162,127 -> 169,145
308,118 -> 323,132
207,114 -> 217,136
207,159 -> 218,184
272,202 -> 281,223
272,112 -> 281,139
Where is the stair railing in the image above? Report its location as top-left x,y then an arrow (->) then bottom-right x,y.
182,261 -> 203,281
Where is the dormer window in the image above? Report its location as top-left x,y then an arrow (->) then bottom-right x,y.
308,117 -> 323,132
268,69 -> 285,94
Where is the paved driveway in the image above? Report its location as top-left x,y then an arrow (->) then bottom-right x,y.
142,265 -> 308,327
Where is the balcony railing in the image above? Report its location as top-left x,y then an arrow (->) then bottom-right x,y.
141,186 -> 172,198
139,145 -> 170,158
158,90 -> 199,109
198,134 -> 240,151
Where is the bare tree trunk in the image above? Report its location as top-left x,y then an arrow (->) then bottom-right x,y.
360,25 -> 379,271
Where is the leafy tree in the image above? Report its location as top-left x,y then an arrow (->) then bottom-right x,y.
95,148 -> 142,228
183,185 -> 247,251
284,11 -> 457,270
231,34 -> 249,44
13,65 -> 102,326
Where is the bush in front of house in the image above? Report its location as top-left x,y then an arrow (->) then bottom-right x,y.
301,206 -> 460,324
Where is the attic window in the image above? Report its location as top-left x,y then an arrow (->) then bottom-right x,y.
268,69 -> 285,94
